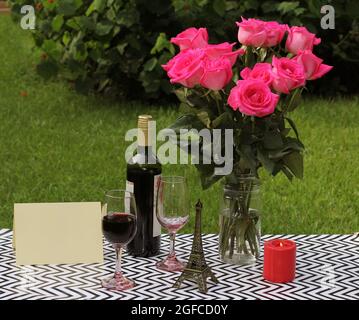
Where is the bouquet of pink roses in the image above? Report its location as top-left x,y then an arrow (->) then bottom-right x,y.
163,18 -> 332,262
164,18 -> 332,187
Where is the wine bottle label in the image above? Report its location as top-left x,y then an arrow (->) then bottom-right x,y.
125,180 -> 134,213
126,180 -> 134,193
153,174 -> 162,237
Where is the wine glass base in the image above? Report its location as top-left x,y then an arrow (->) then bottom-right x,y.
156,255 -> 186,272
101,272 -> 136,291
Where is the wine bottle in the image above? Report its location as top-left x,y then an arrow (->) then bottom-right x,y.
126,115 -> 161,257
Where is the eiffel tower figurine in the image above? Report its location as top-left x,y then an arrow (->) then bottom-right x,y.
173,200 -> 219,293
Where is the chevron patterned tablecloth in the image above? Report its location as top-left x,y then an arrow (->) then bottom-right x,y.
0,229 -> 358,300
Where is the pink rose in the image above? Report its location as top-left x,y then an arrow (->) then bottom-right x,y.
162,49 -> 205,88
292,50 -> 333,80
272,56 -> 306,94
236,18 -> 267,47
285,26 -> 321,55
228,79 -> 279,117
240,63 -> 274,86
236,18 -> 287,47
204,42 -> 245,65
263,21 -> 287,47
200,57 -> 233,90
171,27 -> 208,51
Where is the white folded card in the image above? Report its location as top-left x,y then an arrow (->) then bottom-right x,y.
13,202 -> 103,266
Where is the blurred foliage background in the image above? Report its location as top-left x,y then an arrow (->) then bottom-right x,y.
9,0 -> 359,100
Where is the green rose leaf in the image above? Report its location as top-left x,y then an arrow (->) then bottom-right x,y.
285,88 -> 302,112
179,103 -> 196,114
257,148 -> 276,174
283,151 -> 303,179
168,114 -> 206,133
197,111 -> 211,128
211,111 -> 233,129
285,116 -> 300,140
195,163 -> 224,190
263,131 -> 284,150
268,137 -> 304,160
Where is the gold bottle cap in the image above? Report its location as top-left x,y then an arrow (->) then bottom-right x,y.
138,115 -> 152,147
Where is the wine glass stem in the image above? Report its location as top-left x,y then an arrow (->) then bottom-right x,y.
115,246 -> 123,276
169,232 -> 176,258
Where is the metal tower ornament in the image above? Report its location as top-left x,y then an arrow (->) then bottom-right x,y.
173,200 -> 219,293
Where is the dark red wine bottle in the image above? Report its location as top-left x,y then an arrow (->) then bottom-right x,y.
126,115 -> 161,257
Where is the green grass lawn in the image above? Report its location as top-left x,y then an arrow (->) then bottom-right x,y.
1,16 -> 359,234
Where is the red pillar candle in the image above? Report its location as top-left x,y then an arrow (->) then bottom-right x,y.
263,239 -> 296,283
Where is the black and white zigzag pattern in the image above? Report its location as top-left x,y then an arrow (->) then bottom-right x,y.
0,229 -> 358,300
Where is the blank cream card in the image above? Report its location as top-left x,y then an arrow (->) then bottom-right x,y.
13,202 -> 103,266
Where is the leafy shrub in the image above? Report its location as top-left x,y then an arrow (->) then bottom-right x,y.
9,0 -> 359,98
10,0 -> 179,98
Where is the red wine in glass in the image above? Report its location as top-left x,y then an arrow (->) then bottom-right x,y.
102,212 -> 137,245
101,190 -> 138,291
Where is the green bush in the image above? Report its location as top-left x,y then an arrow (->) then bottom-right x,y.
9,0 -> 359,98
10,0 -> 178,98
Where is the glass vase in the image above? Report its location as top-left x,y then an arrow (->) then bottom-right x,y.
219,175 -> 261,265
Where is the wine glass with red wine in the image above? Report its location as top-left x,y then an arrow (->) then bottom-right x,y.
102,190 -> 137,291
156,176 -> 189,272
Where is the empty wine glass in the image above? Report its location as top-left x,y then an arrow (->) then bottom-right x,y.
101,190 -> 137,291
156,176 -> 189,272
